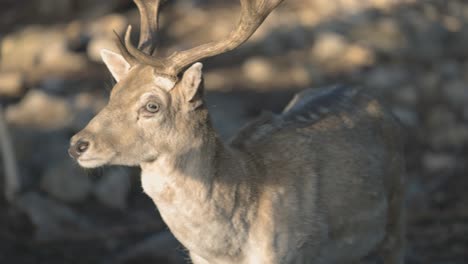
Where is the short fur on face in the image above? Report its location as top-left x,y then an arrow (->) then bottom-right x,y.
70,52 -> 206,168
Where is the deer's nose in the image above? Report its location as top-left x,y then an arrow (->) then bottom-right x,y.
68,139 -> 90,159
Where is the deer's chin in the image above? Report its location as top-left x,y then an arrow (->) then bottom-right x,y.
77,157 -> 109,168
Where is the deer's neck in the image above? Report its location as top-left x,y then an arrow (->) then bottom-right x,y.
140,128 -> 257,258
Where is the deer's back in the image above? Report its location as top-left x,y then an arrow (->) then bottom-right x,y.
230,85 -> 404,262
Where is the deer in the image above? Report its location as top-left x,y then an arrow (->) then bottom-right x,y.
68,0 -> 406,263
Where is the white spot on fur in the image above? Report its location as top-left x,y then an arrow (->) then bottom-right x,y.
154,76 -> 176,91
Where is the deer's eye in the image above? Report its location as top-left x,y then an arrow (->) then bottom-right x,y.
145,102 -> 160,113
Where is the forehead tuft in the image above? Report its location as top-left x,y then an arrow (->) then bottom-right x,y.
153,74 -> 176,91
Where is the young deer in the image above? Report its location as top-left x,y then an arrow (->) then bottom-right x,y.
69,0 -> 405,263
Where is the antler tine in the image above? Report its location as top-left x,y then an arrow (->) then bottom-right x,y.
113,30 -> 138,65
113,0 -> 165,67
134,0 -> 162,54
119,0 -> 283,80
124,25 -> 167,69
164,0 -> 285,77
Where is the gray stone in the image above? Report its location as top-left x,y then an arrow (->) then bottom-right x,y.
113,231 -> 186,264
443,80 -> 468,109
40,77 -> 67,94
365,66 -> 408,91
15,192 -> 92,241
391,107 -> 418,127
430,124 -> 468,149
394,85 -> 418,106
463,107 -> 468,121
439,60 -> 460,79
422,152 -> 457,172
94,167 -> 131,210
417,72 -> 440,101
5,89 -> 73,130
40,160 -> 92,203
425,106 -> 456,129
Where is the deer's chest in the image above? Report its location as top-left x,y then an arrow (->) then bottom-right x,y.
140,169 -> 242,259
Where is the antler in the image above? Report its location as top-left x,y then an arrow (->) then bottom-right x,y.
135,0 -> 162,53
116,0 -> 284,79
165,0 -> 284,76
114,0 -> 164,66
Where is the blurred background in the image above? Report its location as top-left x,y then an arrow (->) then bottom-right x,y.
0,0 -> 467,263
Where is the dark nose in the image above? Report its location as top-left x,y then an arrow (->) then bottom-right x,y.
68,140 -> 89,159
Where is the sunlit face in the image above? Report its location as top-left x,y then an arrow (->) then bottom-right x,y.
68,47 -> 206,168
69,65 -> 180,168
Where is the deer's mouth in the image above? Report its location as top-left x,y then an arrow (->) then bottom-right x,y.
77,157 -> 109,168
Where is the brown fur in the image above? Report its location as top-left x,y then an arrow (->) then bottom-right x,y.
70,62 -> 405,263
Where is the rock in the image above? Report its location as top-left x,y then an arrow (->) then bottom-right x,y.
394,85 -> 418,107
86,14 -> 127,61
438,60 -> 460,79
94,167 -> 131,210
112,231 -> 186,264
425,106 -> 456,129
10,129 -> 71,177
15,192 -> 92,241
350,18 -> 405,55
288,65 -> 311,87
417,72 -> 440,101
288,25 -> 309,49
404,17 -> 447,61
310,32 -> 348,62
341,44 -> 375,69
40,160 -> 92,203
430,124 -> 468,149
39,77 -> 77,94
88,14 -> 127,38
464,107 -> 468,121
393,85 -> 418,106
392,107 -> 418,127
1,26 -> 86,73
447,24 -> 468,57
309,31 -> 374,71
422,152 -> 457,172
87,37 -> 118,62
260,33 -> 284,56
5,89 -> 73,130
37,0 -> 73,17
365,66 -> 408,91
242,57 -> 276,84
0,71 -> 25,97
443,79 -> 468,109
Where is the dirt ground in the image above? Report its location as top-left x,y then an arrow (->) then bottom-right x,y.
1,0 -> 467,263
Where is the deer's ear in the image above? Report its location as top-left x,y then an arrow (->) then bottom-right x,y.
100,49 -> 131,82
181,62 -> 204,103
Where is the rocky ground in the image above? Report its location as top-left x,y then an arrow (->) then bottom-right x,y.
0,0 -> 467,263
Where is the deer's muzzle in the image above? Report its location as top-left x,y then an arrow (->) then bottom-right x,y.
68,139 -> 90,159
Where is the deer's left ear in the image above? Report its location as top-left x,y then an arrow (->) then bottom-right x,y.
100,49 -> 131,82
181,62 -> 204,103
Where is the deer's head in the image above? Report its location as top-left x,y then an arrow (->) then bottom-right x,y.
69,0 -> 283,168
